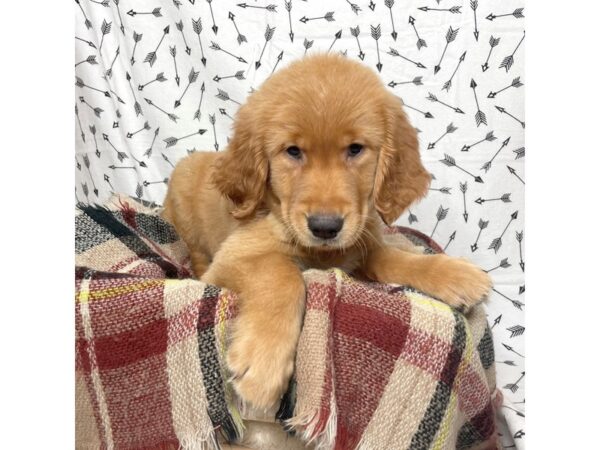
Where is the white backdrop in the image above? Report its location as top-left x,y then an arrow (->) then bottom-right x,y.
75,0 -> 525,447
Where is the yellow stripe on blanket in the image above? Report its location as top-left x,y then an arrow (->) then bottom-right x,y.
75,279 -> 164,303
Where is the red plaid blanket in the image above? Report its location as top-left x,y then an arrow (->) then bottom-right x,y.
75,195 -> 500,449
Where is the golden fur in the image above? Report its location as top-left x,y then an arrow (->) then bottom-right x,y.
162,54 -> 491,409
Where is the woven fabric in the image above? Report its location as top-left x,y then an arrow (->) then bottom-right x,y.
75,194 -> 499,450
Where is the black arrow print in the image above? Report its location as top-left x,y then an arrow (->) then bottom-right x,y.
164,129 -> 207,148
125,72 -> 142,116
513,147 -> 525,159
408,16 -> 426,49
384,1 -> 398,41
138,72 -> 167,91
75,36 -> 97,49
193,82 -> 206,121
192,18 -> 207,67
174,67 -> 199,108
426,92 -> 464,114
507,165 -> 525,184
429,187 -> 451,195
127,7 -> 162,17
519,285 -> 525,294
329,30 -> 343,53
389,76 -> 423,88
135,183 -> 143,200
209,114 -> 218,151
482,36 -> 500,72
126,121 -> 150,138
485,257 -> 511,273
434,26 -> 459,74
103,174 -> 115,192
500,31 -> 525,72
387,48 -> 427,69
407,209 -> 418,225
219,108 -> 234,121
442,50 -> 466,91
216,89 -> 242,105
488,77 -> 523,98
176,20 -> 192,55
130,152 -> 148,168
109,88 -> 126,105
130,31 -> 142,65
418,5 -> 462,13
76,156 -> 82,172
430,205 -> 449,238
491,314 -> 502,329
503,372 -> 525,393
271,51 -> 284,75
440,154 -> 483,183
489,210 -> 518,253
144,127 -> 160,157
112,0 -> 125,34
75,77 -> 111,97
502,404 -> 525,418
210,41 -> 248,63
513,430 -> 525,440
487,8 -> 525,21
143,178 -> 169,188
144,25 -> 170,67
496,360 -> 516,366
81,182 -> 89,201
303,38 -> 314,55
75,55 -> 98,67
496,288 -> 525,310
281,1 -> 294,42
462,130 -> 496,152
516,231 -> 524,271
75,0 -> 92,29
475,193 -> 511,204
428,122 -> 458,149
345,0 -> 360,14
104,46 -> 120,78
89,125 -> 100,157
213,70 -> 245,83
162,153 -> 176,169
507,325 -> 525,338
471,218 -> 489,252
75,104 -> 85,143
79,96 -> 104,118
144,98 -> 179,122
256,25 -> 276,70
98,19 -> 112,56
481,137 -> 511,172
102,133 -> 128,162
368,0 -> 376,11
206,0 -> 218,33
443,231 -> 456,252
470,79 -> 487,127
496,105 -> 525,129
371,24 -> 383,72
225,12 -> 247,46
300,12 -> 335,24
460,181 -> 468,222
401,99 -> 434,118
237,2 -> 277,12
471,1 -> 479,41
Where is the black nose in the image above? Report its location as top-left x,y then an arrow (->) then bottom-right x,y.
307,215 -> 344,240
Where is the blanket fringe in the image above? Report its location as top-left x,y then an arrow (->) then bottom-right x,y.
286,398 -> 338,450
177,428 -> 221,450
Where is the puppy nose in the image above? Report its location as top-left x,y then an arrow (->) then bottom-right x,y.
307,215 -> 344,240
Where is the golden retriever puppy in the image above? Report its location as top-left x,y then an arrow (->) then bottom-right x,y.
162,54 -> 491,409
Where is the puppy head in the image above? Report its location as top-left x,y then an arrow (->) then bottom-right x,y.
212,54 -> 430,249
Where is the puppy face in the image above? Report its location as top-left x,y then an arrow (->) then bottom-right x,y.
212,54 -> 431,250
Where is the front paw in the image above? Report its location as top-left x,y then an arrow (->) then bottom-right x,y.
430,256 -> 492,308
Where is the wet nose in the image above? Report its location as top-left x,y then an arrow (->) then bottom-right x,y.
307,215 -> 344,240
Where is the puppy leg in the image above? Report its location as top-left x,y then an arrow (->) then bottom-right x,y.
364,246 -> 491,308
202,246 -> 305,409
190,250 -> 210,279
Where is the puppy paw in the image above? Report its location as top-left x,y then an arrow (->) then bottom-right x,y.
429,256 -> 492,308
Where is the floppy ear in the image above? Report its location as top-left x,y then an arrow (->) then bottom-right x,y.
211,106 -> 268,219
373,95 -> 431,225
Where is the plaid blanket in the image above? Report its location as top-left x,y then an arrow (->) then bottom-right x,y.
75,195 -> 500,450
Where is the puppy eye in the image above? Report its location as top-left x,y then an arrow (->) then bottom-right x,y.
347,143 -> 364,158
286,146 -> 302,160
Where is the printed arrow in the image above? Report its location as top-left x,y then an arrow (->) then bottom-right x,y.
344,0 -> 360,14
193,82 -> 206,121
89,125 -> 100,157
219,107 -> 234,120
426,92 -> 464,114
81,182 -> 89,201
255,25 -> 276,70
144,127 -> 160,157
127,7 -> 162,17
470,79 -> 487,126
76,157 -> 82,172
407,209 -> 418,225
113,0 -> 125,34
237,2 -> 277,11
125,72 -> 142,116
213,70 -> 245,83
389,77 -> 422,88
500,31 -> 525,72
442,50 -> 466,91
507,165 -> 525,185
519,285 -> 525,294
109,88 -> 125,104
400,99 -> 433,118
75,36 -> 96,49
471,1 -> 479,40
408,15 -> 426,49
75,55 -> 98,67
103,175 -> 115,192
161,153 -> 176,168
138,72 -> 167,90
329,29 -> 343,53
144,26 -> 169,67
482,36 -> 500,72
489,210 -> 518,253
387,48 -> 426,69
75,0 -> 92,29
164,129 -> 207,148
495,105 -> 525,129
98,19 -> 112,55
430,205 -> 449,238
383,1 -> 398,41
491,314 -> 502,329
368,0 -> 375,11
428,122 -> 458,149
304,38 -> 314,55
206,0 -> 218,33
75,104 -> 85,142
129,152 -> 148,168
487,8 -> 524,21
440,154 -> 483,182
502,405 -> 525,418
216,89 -> 242,105
300,12 -> 335,23
130,31 -> 142,65
443,231 -> 456,252
434,26 -> 459,74
104,46 -> 120,78
349,26 -> 365,60
471,218 -> 489,252
462,131 -> 496,152
485,258 -> 511,273
516,231 -> 524,271
75,77 -> 111,97
418,6 -> 461,13
176,20 -> 192,55
475,193 -> 511,204
209,41 -> 247,63
429,187 -> 451,195
514,430 -> 525,440
174,67 -> 199,108
496,360 -> 516,366
209,114 -> 219,151
513,147 -> 525,159
102,133 -> 128,162
135,183 -> 143,200
507,325 -> 525,338
79,96 -> 104,118
271,51 -> 284,75
482,137 -> 511,172
143,178 -> 169,187
227,12 -> 247,45
460,181 -> 468,222
496,288 -> 525,310
144,98 -> 179,122
488,77 -> 523,98
126,121 -> 150,138
191,18 -> 207,67
371,25 -> 383,72
503,372 -> 525,393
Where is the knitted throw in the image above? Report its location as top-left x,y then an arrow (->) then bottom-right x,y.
75,195 -> 500,450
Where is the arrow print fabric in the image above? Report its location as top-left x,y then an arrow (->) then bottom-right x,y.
75,0 -> 525,447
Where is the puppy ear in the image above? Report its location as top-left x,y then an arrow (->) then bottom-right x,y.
373,95 -> 431,225
211,106 -> 268,219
